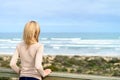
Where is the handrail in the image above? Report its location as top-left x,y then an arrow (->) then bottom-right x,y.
0,67 -> 120,80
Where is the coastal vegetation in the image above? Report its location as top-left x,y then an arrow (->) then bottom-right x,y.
0,55 -> 120,79
43,55 -> 120,77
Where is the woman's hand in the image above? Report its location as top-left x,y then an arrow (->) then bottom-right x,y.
44,69 -> 52,76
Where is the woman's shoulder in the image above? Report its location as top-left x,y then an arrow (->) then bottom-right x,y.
16,42 -> 25,47
33,42 -> 44,51
36,42 -> 44,47
16,42 -> 44,48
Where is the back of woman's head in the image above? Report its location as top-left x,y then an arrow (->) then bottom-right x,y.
23,21 -> 40,47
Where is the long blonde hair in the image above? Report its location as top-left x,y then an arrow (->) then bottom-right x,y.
23,21 -> 40,48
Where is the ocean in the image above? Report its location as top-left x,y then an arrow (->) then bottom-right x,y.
0,32 -> 120,56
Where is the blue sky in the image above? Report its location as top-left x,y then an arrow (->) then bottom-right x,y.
0,0 -> 120,33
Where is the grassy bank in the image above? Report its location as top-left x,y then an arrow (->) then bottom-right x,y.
0,55 -> 120,77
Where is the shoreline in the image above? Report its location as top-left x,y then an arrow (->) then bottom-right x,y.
0,52 -> 120,58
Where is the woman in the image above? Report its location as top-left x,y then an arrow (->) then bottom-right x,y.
10,21 -> 51,80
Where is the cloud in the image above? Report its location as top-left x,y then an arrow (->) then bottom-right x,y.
0,0 -> 120,32
1,0 -> 120,18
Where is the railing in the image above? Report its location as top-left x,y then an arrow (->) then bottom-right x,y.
0,67 -> 120,80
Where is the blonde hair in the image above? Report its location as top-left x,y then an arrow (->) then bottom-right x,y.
23,21 -> 40,48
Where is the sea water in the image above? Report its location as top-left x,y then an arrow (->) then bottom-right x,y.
0,32 -> 120,56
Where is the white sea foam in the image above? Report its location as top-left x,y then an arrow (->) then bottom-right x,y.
0,39 -> 11,42
43,52 -> 120,57
94,47 -> 101,50
0,44 -> 6,46
115,48 -> 120,50
41,38 -> 48,40
9,40 -> 21,43
53,46 -> 60,50
42,39 -> 120,45
0,46 -> 9,49
0,39 -> 21,44
71,40 -> 120,45
51,38 -> 81,41
41,41 -> 51,43
12,38 -> 21,41
49,44 -> 120,48
42,40 -> 71,44
10,47 -> 16,49
0,33 -> 120,56
76,53 -> 120,57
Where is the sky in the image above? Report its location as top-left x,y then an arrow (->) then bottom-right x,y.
0,0 -> 120,33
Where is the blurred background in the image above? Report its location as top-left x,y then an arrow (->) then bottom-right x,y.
0,0 -> 120,56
